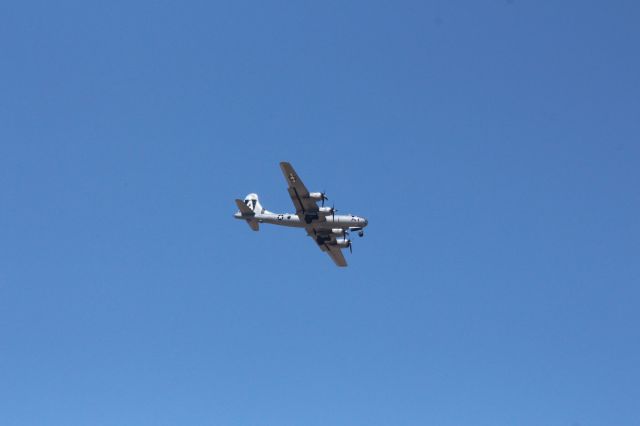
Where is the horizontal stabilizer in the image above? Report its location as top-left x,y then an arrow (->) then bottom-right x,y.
235,199 -> 254,216
246,219 -> 259,231
235,199 -> 259,231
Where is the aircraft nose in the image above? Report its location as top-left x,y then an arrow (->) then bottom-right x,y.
363,218 -> 368,226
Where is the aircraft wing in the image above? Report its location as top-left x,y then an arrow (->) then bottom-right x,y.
280,162 -> 345,265
325,243 -> 348,267
279,162 -> 322,221
304,227 -> 348,267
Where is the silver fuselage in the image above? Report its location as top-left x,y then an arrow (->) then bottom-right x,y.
234,212 -> 368,231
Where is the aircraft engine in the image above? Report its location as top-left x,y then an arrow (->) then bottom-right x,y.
335,238 -> 351,248
318,206 -> 336,216
309,192 -> 329,206
331,228 -> 345,235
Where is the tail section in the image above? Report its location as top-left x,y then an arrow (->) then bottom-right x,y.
235,193 -> 267,231
246,219 -> 259,231
243,193 -> 269,214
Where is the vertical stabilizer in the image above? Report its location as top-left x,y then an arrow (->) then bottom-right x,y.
244,193 -> 266,214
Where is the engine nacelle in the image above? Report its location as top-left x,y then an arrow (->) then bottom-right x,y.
309,192 -> 325,201
335,238 -> 351,248
331,228 -> 345,235
318,206 -> 335,216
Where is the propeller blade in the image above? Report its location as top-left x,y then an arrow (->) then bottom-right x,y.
349,241 -> 352,253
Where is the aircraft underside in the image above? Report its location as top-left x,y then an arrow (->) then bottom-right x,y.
233,162 -> 368,266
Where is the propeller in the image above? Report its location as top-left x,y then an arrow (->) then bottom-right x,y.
340,230 -> 352,253
331,203 -> 337,221
321,191 -> 329,207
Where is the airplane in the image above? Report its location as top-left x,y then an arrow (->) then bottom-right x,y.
233,161 -> 368,267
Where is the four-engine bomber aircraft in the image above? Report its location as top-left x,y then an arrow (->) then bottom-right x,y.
233,161 -> 368,267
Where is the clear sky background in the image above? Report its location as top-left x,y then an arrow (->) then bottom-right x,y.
1,1 -> 639,425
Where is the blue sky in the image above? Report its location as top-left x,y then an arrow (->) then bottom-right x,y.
1,1 -> 639,425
